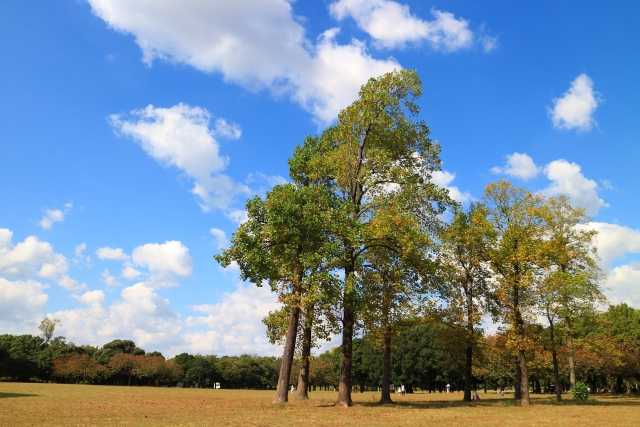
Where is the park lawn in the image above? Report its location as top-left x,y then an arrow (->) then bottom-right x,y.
1,383 -> 638,427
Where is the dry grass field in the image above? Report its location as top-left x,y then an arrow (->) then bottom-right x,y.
1,382 -> 638,427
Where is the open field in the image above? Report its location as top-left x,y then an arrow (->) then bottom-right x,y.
1,383 -> 639,427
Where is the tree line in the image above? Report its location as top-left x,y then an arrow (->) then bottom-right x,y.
215,69 -> 638,406
1,303 -> 638,395
0,333 -> 279,389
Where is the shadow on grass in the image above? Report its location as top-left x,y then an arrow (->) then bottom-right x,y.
0,392 -> 38,399
355,395 -> 640,409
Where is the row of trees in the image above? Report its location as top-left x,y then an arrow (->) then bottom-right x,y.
1,303 -> 638,393
0,333 -> 280,388
216,69 -> 626,406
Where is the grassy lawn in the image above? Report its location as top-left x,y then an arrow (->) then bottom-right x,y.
1,383 -> 638,427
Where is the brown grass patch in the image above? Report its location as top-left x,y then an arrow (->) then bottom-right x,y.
1,383 -> 638,426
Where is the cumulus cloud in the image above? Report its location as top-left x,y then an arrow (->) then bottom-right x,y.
54,283 -> 182,351
212,118 -> 242,140
0,278 -> 48,324
225,209 -> 249,224
48,278 -> 282,357
549,73 -> 602,132
121,266 -> 141,280
0,228 -> 85,291
88,0 -> 400,125
431,170 -> 471,203
38,202 -> 73,230
101,269 -> 121,288
576,222 -> 640,308
542,160 -> 608,215
184,283 -> 280,356
110,104 -> 251,213
330,1 -> 491,51
580,222 -> 640,271
490,152 -> 541,181
132,241 -> 194,288
210,228 -> 230,250
606,263 -> 640,308
96,246 -> 129,261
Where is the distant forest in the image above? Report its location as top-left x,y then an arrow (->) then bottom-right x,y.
1,303 -> 638,394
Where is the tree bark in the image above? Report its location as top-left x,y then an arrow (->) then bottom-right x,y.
566,330 -> 576,387
463,283 -> 474,402
296,306 -> 314,401
335,306 -> 354,407
379,320 -> 393,404
273,304 -> 300,403
548,318 -> 562,402
463,344 -> 473,402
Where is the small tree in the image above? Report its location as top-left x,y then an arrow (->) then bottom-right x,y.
38,318 -> 61,344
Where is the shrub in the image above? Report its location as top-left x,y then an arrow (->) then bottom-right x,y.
571,382 -> 589,400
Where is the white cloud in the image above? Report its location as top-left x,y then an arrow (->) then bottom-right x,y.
96,246 -> 129,261
225,209 -> 249,224
0,278 -> 48,324
73,243 -> 91,266
549,73 -> 602,132
606,263 -> 640,308
74,243 -> 86,257
210,228 -> 230,250
110,104 -> 251,213
184,283 -> 280,356
330,1 -> 486,51
132,240 -> 194,288
212,118 -> 242,140
490,152 -> 541,181
246,172 -> 288,188
0,229 -> 84,290
88,0 -> 400,125
56,276 -> 87,292
480,34 -> 498,53
38,202 -> 73,230
49,279 -> 281,357
574,222 -> 640,308
54,283 -> 182,351
543,159 -> 608,215
431,170 -> 471,203
580,222 -> 640,271
121,266 -> 141,280
101,269 -> 121,288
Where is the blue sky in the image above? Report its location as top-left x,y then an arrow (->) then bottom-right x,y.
1,0 -> 639,357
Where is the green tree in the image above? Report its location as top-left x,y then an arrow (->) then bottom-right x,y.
217,182 -> 334,402
437,205 -> 492,401
291,69 -> 450,406
481,180 -> 546,406
538,194 -> 605,399
38,318 -> 61,344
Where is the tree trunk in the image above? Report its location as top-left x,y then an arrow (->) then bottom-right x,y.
463,344 -> 473,402
379,321 -> 393,404
335,306 -> 354,407
274,304 -> 301,403
463,287 -> 474,402
514,360 -> 522,400
550,327 -> 562,401
566,331 -> 576,387
513,289 -> 530,406
296,306 -> 313,401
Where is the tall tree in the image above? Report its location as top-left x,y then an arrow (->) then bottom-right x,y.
437,205 -> 491,402
290,69 -> 450,406
216,183 -> 335,403
481,180 -> 546,406
539,195 -> 606,388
